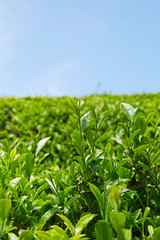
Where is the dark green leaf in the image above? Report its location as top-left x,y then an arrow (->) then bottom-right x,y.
84,127 -> 94,149
134,115 -> 146,134
128,129 -> 140,145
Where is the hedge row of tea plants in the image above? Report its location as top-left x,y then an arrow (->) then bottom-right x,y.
0,94 -> 160,239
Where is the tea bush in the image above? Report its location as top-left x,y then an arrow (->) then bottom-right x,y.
0,94 -> 160,239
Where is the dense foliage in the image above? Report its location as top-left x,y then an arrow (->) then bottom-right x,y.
0,93 -> 160,239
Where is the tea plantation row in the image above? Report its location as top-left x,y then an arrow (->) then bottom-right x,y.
0,94 -> 160,239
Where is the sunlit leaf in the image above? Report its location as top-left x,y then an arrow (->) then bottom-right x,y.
75,214 -> 96,235
57,214 -> 75,235
120,103 -> 137,121
35,137 -> 51,156
39,207 -> 59,226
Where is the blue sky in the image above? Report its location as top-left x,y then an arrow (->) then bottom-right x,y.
0,0 -> 160,97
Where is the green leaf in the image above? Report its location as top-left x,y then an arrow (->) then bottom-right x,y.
39,207 -> 59,226
90,105 -> 97,119
146,112 -> 155,125
84,127 -> 94,148
65,195 -> 80,210
10,158 -> 19,174
49,225 -> 69,239
119,229 -> 132,240
75,214 -> 96,235
81,112 -> 90,132
23,177 -> 38,193
109,187 -> 121,212
71,130 -> 83,156
117,123 -> 128,135
34,231 -> 51,240
114,160 -> 128,172
120,103 -> 137,121
34,182 -> 48,199
57,214 -> 75,235
63,186 -> 75,197
25,151 -> 34,180
142,207 -> 150,225
155,126 -> 160,138
0,150 -> 6,161
8,147 -> 17,167
68,97 -> 79,116
48,236 -> 63,240
35,137 -> 51,156
8,233 -> 19,240
69,234 -> 86,240
95,220 -> 113,240
19,231 -> 34,240
38,153 -> 50,164
45,177 -> 58,196
7,185 -> 19,200
0,199 -> 11,222
128,129 -> 140,145
9,177 -> 22,188
148,225 -> 154,239
151,150 -> 160,166
74,156 -> 84,167
134,144 -> 148,151
153,227 -> 160,240
88,182 -> 104,218
105,143 -> 111,154
134,115 -> 146,134
132,209 -> 142,222
137,162 -> 150,172
111,135 -> 128,150
32,199 -> 45,210
134,149 -> 149,161
110,211 -> 126,235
